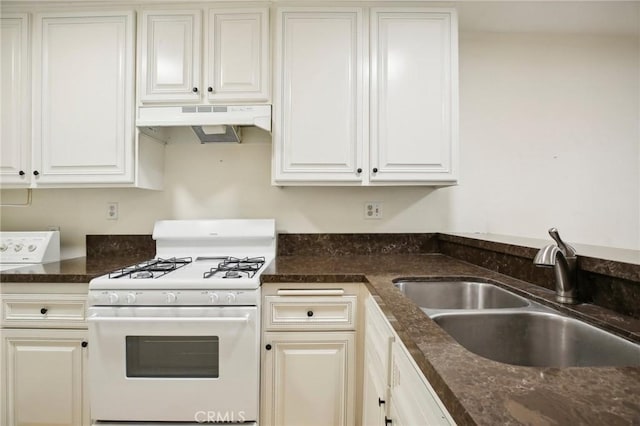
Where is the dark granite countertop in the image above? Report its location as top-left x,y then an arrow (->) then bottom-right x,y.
263,254 -> 640,426
2,252 -> 639,425
0,255 -> 147,283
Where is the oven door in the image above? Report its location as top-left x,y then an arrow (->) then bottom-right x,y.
88,306 -> 258,422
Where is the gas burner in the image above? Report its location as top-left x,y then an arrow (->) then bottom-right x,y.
203,256 -> 266,279
109,257 -> 192,279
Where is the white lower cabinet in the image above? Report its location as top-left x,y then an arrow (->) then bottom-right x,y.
362,295 -> 395,426
1,329 -> 89,426
262,331 -> 355,426
261,283 -> 359,426
0,286 -> 90,426
362,350 -> 389,426
389,340 -> 454,426
363,293 -> 455,426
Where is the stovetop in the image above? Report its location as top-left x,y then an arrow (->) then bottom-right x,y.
108,257 -> 193,280
88,219 -> 276,305
89,255 -> 272,291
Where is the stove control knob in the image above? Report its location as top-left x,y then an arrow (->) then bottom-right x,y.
14,243 -> 23,252
27,244 -> 37,252
209,293 -> 219,304
126,293 -> 137,304
166,292 -> 177,304
225,293 -> 236,304
108,292 -> 119,304
0,243 -> 8,252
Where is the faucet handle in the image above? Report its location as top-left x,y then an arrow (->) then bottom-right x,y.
548,228 -> 576,257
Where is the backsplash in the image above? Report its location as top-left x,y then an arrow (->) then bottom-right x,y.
86,234 -> 155,260
438,234 -> 640,319
277,233 -> 439,256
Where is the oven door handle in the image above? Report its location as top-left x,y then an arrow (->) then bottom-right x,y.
87,315 -> 249,323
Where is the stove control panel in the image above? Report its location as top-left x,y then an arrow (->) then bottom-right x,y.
0,231 -> 60,264
89,289 -> 260,306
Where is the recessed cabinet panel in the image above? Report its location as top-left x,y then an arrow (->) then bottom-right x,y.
0,14 -> 30,186
273,9 -> 364,182
141,10 -> 201,102
33,12 -> 135,184
264,295 -> 357,330
207,9 -> 269,101
2,294 -> 87,328
262,331 -> 355,426
2,328 -> 89,426
370,10 -> 457,183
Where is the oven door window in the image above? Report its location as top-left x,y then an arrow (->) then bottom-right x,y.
126,336 -> 219,378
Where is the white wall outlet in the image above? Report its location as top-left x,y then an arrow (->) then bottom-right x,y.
106,202 -> 119,220
364,202 -> 382,219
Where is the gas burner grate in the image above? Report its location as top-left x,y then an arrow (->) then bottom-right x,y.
109,257 -> 192,279
203,256 -> 266,279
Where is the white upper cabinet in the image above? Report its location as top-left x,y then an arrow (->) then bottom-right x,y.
273,8 -> 365,183
0,14 -> 30,186
370,8 -> 458,183
207,8 -> 269,101
33,12 -> 134,185
272,7 -> 458,186
139,7 -> 269,104
32,11 -> 136,185
140,10 -> 202,103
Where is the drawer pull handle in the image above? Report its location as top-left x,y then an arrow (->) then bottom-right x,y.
307,310 -> 314,317
40,308 -> 48,315
378,397 -> 385,406
265,344 -> 272,350
276,289 -> 345,296
81,341 -> 88,348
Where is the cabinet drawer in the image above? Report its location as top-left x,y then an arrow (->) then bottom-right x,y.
1,294 -> 87,328
264,295 -> 357,331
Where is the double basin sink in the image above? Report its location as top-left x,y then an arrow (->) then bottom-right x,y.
394,280 -> 640,368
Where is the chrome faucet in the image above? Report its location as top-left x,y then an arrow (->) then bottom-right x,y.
533,228 -> 578,304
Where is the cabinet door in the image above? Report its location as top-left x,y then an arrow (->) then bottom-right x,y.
262,331 -> 355,426
370,9 -> 458,184
362,343 -> 389,426
0,14 -> 30,186
1,328 -> 89,426
206,8 -> 269,101
362,295 -> 395,426
140,10 -> 202,102
32,11 -> 135,185
273,8 -> 365,183
389,340 -> 454,426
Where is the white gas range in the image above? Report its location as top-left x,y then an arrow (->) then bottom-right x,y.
87,219 -> 275,425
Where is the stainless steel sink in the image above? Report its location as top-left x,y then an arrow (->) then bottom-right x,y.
432,311 -> 640,367
394,281 -> 529,310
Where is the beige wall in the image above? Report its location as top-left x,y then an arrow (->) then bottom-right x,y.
1,10 -> 639,257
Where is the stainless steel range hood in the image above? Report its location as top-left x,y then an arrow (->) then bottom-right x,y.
136,105 -> 271,143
